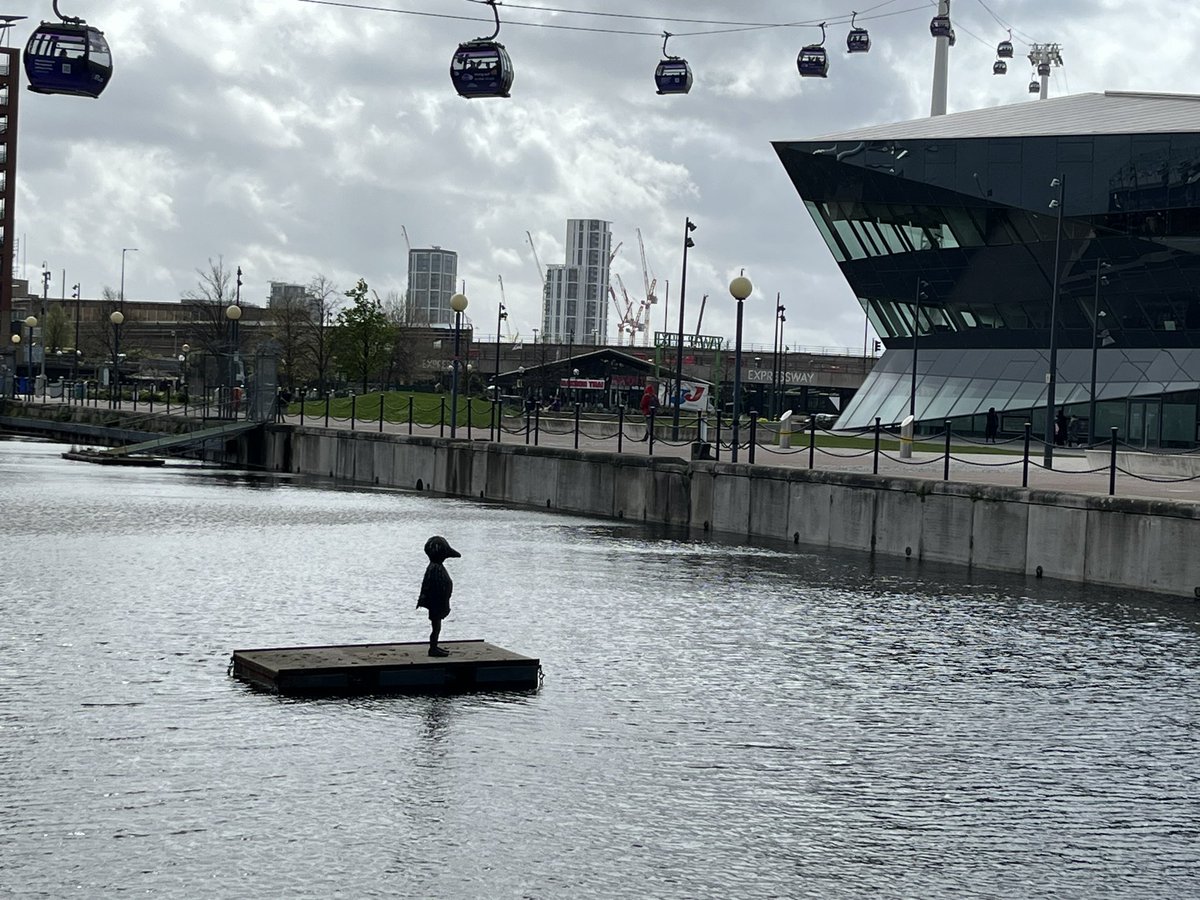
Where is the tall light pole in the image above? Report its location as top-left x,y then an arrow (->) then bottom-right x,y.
1088,260 -> 1112,446
1045,175 -> 1066,467
23,315 -> 36,398
729,274 -> 753,462
495,297 -> 507,397
9,333 -> 19,397
450,292 -> 469,436
71,282 -> 81,381
909,279 -> 929,419
772,295 -> 785,418
672,217 -> 696,438
119,247 -> 138,313
39,269 -> 50,383
109,310 -> 123,407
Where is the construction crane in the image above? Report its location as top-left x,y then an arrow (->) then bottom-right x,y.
694,294 -> 708,335
636,227 -> 658,342
401,225 -> 412,253
526,231 -> 546,288
609,240 -> 622,266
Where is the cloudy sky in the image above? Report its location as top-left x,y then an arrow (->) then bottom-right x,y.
11,0 -> 1200,353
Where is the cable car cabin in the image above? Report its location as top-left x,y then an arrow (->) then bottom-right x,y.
1037,62 -> 1051,77
797,46 -> 829,78
997,39 -> 1014,58
993,60 -> 1008,75
930,16 -> 952,38
24,22 -> 112,98
655,58 -> 692,94
1029,79 -> 1040,94
846,28 -> 870,53
450,41 -> 513,98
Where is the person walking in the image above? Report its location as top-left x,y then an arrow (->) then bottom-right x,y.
985,407 -> 999,443
638,383 -> 659,441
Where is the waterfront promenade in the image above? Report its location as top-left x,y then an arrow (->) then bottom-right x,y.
4,392 -> 1199,503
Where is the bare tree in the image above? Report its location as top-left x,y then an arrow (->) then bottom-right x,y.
379,288 -> 418,387
270,291 -> 313,391
302,274 -> 340,395
182,256 -> 237,356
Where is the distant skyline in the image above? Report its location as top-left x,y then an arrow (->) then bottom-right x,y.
10,0 -> 1200,352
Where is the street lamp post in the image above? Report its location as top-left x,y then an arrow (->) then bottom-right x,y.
1088,260 -> 1112,446
225,302 -> 242,419
772,296 -> 786,418
1045,175 -> 1066,467
672,217 -> 696,439
109,310 -> 124,407
39,270 -> 50,383
909,279 -> 929,419
8,333 -> 18,397
495,298 -> 507,397
729,274 -> 753,462
450,292 -> 469,437
71,282 -> 81,381
23,315 -> 37,398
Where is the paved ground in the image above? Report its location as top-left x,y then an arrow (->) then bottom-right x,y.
14,394 -> 1199,504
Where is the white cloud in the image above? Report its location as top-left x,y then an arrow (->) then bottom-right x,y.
13,0 -> 1200,348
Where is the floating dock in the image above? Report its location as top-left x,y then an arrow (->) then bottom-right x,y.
230,640 -> 541,696
61,449 -> 165,466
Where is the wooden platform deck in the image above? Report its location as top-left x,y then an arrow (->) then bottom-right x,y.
230,640 -> 541,696
61,450 -> 165,466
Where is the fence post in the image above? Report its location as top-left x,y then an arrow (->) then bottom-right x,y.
149,391 -> 154,414
493,400 -> 500,444
1109,426 -> 1119,496
648,409 -> 656,454
749,411 -> 758,464
467,399 -> 473,441
1022,422 -> 1031,487
300,396 -> 305,427
534,407 -> 540,446
439,397 -> 446,437
524,407 -> 531,445
324,394 -> 330,428
943,420 -> 952,480
573,403 -> 581,449
408,396 -> 414,435
379,394 -> 385,433
873,417 -> 881,474
351,394 -> 357,431
618,405 -> 625,453
809,415 -> 817,469
715,410 -> 722,462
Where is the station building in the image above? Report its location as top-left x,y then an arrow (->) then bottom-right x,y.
775,91 -> 1200,448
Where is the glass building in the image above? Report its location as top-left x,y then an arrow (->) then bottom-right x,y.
775,91 -> 1200,448
406,247 -> 458,326
542,219 -> 611,345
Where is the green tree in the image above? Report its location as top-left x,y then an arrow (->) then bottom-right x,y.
332,278 -> 395,394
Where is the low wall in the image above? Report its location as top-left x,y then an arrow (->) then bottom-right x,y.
267,426 -> 1200,599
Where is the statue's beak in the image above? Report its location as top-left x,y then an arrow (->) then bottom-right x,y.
446,545 -> 462,558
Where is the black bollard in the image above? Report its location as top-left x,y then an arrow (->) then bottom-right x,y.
1022,422 -> 1031,487
809,415 -> 816,469
408,396 -> 414,435
618,405 -> 625,453
351,394 -> 357,431
574,403 -> 581,449
1109,426 -> 1119,496
943,420 -> 952,480
534,407 -> 540,446
467,399 -> 473,441
440,397 -> 445,437
325,394 -> 330,428
749,412 -> 758,464
379,394 -> 385,433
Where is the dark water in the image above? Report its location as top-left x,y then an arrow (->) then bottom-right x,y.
1,438 -> 1198,899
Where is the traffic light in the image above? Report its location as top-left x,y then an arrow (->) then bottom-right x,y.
71,283 -> 80,300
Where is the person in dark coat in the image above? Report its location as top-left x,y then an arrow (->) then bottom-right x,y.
417,535 -> 461,657
1055,408 -> 1069,447
985,407 -> 999,443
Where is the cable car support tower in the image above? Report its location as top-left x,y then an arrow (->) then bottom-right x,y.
1028,44 -> 1064,101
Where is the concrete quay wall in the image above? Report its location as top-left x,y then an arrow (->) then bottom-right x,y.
267,426 -> 1200,599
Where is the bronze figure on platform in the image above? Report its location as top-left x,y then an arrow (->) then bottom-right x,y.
417,535 -> 461,656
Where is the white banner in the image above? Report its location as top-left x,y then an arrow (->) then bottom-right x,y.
662,380 -> 712,412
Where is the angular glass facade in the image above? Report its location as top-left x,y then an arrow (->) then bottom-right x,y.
775,124 -> 1200,447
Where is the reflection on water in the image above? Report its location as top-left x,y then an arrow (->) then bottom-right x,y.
2,437 -> 1199,898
